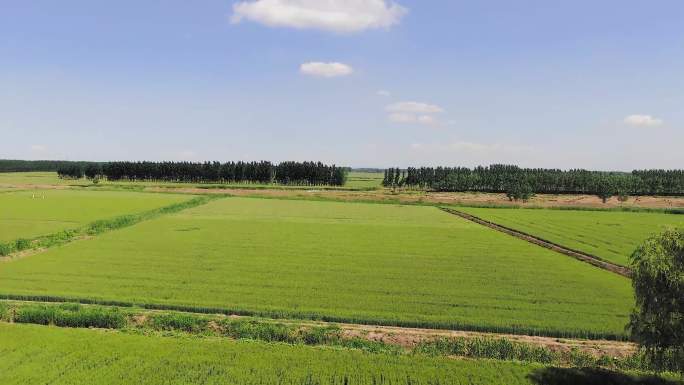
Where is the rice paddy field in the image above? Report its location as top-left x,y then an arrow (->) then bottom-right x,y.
0,189 -> 190,242
2,184 -> 683,383
345,171 -> 384,189
455,207 -> 684,267
0,323 -> 546,385
0,171 -> 91,187
0,196 -> 632,338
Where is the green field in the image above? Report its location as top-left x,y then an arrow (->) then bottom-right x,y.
345,171 -> 384,189
3,323 -> 682,385
456,207 -> 684,266
0,323 -> 549,385
0,172 -> 92,187
0,197 -> 632,338
0,190 -> 190,242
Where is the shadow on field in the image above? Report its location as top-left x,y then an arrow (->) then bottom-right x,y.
528,368 -> 683,385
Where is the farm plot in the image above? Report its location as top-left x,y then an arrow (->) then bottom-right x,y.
0,323 -> 546,385
0,171 -> 86,187
455,207 -> 684,267
345,171 -> 384,189
0,197 -> 633,338
0,189 -> 190,242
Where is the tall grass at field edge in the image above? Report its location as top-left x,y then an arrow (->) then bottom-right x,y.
1,301 -> 675,373
0,294 -> 628,341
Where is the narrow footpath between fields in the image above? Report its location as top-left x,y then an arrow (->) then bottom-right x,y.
0,299 -> 636,359
439,207 -> 632,278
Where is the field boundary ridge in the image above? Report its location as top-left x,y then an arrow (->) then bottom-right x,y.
0,293 -> 628,341
439,207 -> 632,278
0,300 -> 642,367
0,195 -> 221,260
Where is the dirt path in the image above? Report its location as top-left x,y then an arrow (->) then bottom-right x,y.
335,322 -> 636,359
1,298 -> 638,359
440,207 -> 632,277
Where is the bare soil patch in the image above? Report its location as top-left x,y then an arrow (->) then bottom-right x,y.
337,323 -> 636,359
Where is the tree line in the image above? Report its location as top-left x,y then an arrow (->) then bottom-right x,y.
383,165 -> 684,199
0,159 -> 103,173
55,160 -> 348,186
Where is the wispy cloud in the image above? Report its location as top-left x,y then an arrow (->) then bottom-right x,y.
231,0 -> 408,33
376,90 -> 391,97
623,114 -> 664,127
300,62 -> 353,78
386,101 -> 443,114
386,101 -> 443,126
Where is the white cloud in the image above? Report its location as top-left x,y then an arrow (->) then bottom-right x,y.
388,113 -> 438,126
30,144 -> 46,152
231,0 -> 407,33
386,101 -> 443,125
623,114 -> 663,127
300,62 -> 353,78
386,101 -> 444,114
377,90 -> 391,97
387,113 -> 412,123
417,115 -> 436,125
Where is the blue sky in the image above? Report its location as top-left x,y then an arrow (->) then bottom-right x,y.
1,0 -> 682,170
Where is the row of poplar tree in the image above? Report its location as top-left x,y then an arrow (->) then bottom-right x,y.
383,165 -> 684,197
0,160 -> 95,173
55,161 -> 348,186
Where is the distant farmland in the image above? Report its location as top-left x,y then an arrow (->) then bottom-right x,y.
0,196 -> 632,339
456,206 -> 684,267
0,190 -> 190,242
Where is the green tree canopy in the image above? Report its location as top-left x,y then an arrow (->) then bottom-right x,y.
629,228 -> 684,372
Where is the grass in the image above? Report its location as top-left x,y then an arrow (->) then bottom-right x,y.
1,323 -> 681,385
0,323 -> 544,385
0,197 -> 633,339
0,300 -> 674,371
0,171 -> 91,187
0,195 -> 213,256
0,189 -> 191,242
13,303 -> 126,328
345,171 -> 384,189
455,206 -> 684,266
